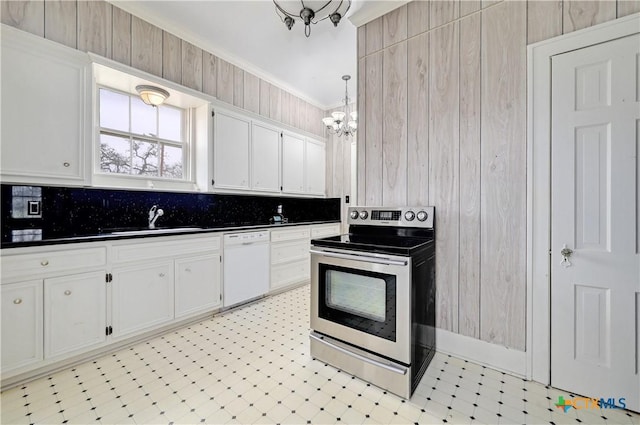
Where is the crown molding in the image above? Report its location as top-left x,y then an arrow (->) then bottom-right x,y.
348,0 -> 409,27
106,1 -> 330,110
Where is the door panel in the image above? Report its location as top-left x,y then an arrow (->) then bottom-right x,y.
574,285 -> 610,367
551,34 -> 640,411
575,124 -> 609,250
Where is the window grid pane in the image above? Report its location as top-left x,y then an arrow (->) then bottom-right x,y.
98,87 -> 186,180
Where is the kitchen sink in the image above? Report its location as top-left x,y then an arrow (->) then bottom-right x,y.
101,227 -> 205,236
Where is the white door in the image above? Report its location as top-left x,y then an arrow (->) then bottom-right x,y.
551,34 -> 640,411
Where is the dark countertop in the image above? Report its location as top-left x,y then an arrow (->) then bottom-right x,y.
1,220 -> 341,250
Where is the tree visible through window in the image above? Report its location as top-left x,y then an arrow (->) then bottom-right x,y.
98,88 -> 185,179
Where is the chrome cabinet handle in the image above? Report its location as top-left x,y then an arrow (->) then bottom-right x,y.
63,162 -> 70,167
64,290 -> 71,296
159,273 -> 165,277
13,298 -> 22,305
40,260 -> 49,266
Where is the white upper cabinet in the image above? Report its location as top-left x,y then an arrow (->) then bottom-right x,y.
212,107 -> 326,197
282,132 -> 306,194
305,139 -> 326,195
213,110 -> 251,190
0,25 -> 90,185
251,122 -> 281,192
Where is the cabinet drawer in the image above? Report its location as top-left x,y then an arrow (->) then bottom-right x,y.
271,240 -> 309,265
1,247 -> 106,280
270,227 -> 310,243
311,224 -> 341,239
270,259 -> 310,290
112,236 -> 220,263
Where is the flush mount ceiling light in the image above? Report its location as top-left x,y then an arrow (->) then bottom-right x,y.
135,85 -> 170,107
273,0 -> 351,37
322,75 -> 357,138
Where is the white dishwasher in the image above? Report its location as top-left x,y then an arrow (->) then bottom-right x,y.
223,230 -> 270,308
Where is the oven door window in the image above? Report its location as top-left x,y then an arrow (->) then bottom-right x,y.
319,264 -> 396,342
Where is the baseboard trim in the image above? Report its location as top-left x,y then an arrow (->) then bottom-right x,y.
436,329 -> 527,378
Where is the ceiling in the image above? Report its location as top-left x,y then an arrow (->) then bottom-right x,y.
110,1 -> 390,110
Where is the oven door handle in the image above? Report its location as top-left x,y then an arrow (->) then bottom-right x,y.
310,333 -> 407,375
309,249 -> 408,266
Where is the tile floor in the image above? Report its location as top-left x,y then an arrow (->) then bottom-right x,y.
1,285 -> 638,425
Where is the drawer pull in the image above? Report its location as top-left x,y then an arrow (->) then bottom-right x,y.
159,273 -> 165,278
40,260 -> 49,266
63,162 -> 70,167
64,290 -> 72,296
185,268 -> 191,272
13,298 -> 22,305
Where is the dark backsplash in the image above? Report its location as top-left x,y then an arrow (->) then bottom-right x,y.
1,185 -> 341,243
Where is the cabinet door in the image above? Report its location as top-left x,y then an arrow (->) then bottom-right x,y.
1,280 -> 43,373
270,259 -> 310,291
175,254 -> 221,318
112,262 -> 174,339
214,110 -> 250,189
282,133 -> 305,193
44,271 -> 106,358
1,25 -> 88,185
251,122 -> 280,192
305,139 -> 326,195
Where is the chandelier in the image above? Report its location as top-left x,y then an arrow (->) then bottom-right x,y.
322,75 -> 357,138
273,0 -> 351,37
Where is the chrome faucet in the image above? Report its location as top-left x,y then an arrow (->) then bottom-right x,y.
148,205 -> 164,229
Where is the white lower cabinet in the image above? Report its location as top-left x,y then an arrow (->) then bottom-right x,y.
44,271 -> 106,358
175,254 -> 222,318
271,259 -> 310,291
1,280 -> 43,374
270,227 -> 311,291
311,223 -> 342,239
111,262 -> 175,340
269,224 -> 341,292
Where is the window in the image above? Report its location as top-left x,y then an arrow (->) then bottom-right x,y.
98,87 -> 186,180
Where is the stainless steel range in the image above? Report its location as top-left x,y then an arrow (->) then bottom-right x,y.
309,206 -> 436,399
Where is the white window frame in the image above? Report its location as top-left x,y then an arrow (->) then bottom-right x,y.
96,85 -> 191,182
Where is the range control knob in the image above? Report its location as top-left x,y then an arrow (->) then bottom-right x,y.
359,210 -> 369,220
350,210 -> 359,219
404,211 -> 415,221
417,210 -> 428,221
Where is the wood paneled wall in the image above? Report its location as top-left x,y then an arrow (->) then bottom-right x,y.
0,0 -> 326,138
325,104 -> 356,232
356,0 -> 639,351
